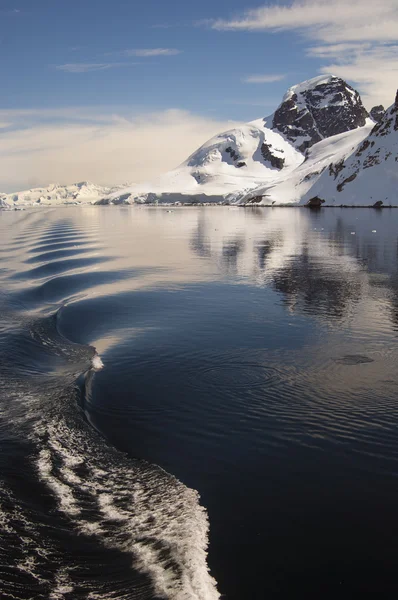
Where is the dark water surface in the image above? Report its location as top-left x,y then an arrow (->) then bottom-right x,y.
1,206 -> 398,599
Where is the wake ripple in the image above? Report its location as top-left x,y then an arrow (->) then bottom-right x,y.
0,216 -> 219,600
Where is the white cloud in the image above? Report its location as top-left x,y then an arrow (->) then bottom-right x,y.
212,0 -> 398,41
307,43 -> 372,58
243,74 -> 286,84
211,1 -> 398,107
124,48 -> 181,57
0,108 -> 234,192
56,63 -> 137,73
318,45 -> 398,108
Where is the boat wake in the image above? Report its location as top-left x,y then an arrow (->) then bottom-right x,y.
0,215 -> 219,600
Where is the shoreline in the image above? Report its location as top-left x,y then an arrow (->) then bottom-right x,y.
1,203 -> 398,210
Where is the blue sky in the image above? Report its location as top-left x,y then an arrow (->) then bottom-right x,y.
1,0 -> 397,191
2,0 -> 317,120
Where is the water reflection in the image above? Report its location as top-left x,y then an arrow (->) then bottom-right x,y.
189,207 -> 398,326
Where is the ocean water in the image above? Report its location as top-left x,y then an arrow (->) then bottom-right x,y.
1,206 -> 398,599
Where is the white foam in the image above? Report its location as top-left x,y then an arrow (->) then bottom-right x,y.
91,354 -> 104,371
49,570 -> 75,599
34,418 -> 220,600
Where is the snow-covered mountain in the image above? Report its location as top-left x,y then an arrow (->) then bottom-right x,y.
301,91 -> 398,206
107,75 -> 372,205
3,75 -> 395,208
107,119 -> 305,204
0,181 -> 127,208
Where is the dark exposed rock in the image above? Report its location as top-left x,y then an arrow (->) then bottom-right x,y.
363,153 -> 381,168
113,193 -> 133,205
272,76 -> 369,153
355,139 -> 371,156
260,142 -> 285,170
370,105 -> 385,122
225,146 -> 238,160
95,198 -> 113,205
302,168 -> 324,182
394,90 -> 398,131
337,173 -> 357,192
306,196 -> 325,207
329,159 -> 345,179
373,200 -> 383,208
245,195 -> 265,204
225,146 -> 246,168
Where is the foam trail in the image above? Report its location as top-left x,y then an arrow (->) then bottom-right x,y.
91,353 -> 104,371
0,316 -> 220,600
35,414 -> 220,600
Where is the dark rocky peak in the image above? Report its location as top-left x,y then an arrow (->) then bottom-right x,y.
370,105 -> 385,122
271,75 -> 369,153
369,89 -> 398,138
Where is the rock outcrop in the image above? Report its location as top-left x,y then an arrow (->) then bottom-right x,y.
271,75 -> 369,152
370,105 -> 385,123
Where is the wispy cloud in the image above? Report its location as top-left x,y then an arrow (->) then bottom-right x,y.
210,0 -> 398,107
317,44 -> 398,108
124,48 -> 181,57
225,99 -> 280,108
151,23 -> 173,29
243,74 -> 286,84
307,43 -> 372,58
55,63 -> 137,73
211,0 -> 397,40
1,8 -> 21,15
0,108 -> 234,192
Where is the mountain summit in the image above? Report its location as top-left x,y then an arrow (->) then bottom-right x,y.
270,75 -> 369,152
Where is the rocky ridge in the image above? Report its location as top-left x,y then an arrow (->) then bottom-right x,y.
270,76 -> 369,153
301,91 -> 398,205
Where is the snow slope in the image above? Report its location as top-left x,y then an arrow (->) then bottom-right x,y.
106,123 -> 304,204
240,121 -> 374,205
302,91 -> 398,205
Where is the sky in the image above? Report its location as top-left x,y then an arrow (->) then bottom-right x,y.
1,0 -> 398,192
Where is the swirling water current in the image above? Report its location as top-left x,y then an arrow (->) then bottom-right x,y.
1,206 -> 398,599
